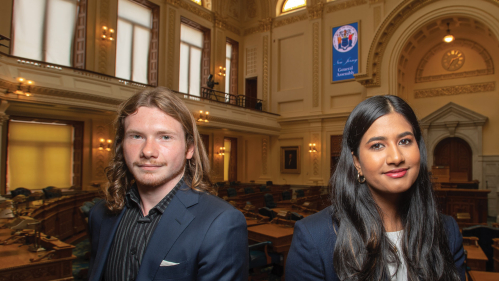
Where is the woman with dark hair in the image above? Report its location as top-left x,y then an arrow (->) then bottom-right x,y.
286,95 -> 464,281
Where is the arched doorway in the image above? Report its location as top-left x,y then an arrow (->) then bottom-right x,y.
434,137 -> 472,181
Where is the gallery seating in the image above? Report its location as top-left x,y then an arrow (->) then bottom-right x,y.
462,225 -> 499,271
282,191 -> 292,201
258,207 -> 276,220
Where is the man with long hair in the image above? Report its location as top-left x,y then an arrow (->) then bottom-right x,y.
88,88 -> 248,280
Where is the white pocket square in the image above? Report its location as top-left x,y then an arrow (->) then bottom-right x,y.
160,260 -> 179,267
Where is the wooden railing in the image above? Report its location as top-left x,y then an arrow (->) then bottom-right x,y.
199,87 -> 264,112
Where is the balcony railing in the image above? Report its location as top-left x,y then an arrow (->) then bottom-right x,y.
201,87 -> 263,111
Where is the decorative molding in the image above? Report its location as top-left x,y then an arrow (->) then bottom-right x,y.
417,69 -> 494,83
373,6 -> 381,30
274,13 -> 308,28
243,25 -> 261,36
415,39 -> 494,83
262,138 -> 268,175
0,113 -> 9,124
246,46 -> 257,76
312,22 -> 320,107
325,0 -> 367,13
213,13 -> 241,35
308,3 -> 324,20
177,0 -> 213,22
202,115 -> 279,132
247,0 -> 257,19
312,133 -> 320,176
355,0 -> 499,87
0,79 -> 122,105
262,35 -> 269,111
414,82 -> 495,99
167,8 -> 176,89
98,0 -> 110,74
244,18 -> 273,35
369,0 -> 385,4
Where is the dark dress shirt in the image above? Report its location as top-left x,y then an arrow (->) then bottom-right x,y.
104,179 -> 183,281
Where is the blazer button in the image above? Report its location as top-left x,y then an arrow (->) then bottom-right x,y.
130,247 -> 137,255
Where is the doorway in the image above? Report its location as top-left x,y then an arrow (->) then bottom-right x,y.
330,135 -> 342,177
245,77 -> 257,109
434,137 -> 472,181
223,137 -> 237,182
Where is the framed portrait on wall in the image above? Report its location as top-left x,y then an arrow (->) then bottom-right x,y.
280,146 -> 301,174
331,21 -> 360,83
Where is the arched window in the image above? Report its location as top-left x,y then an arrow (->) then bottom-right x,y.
282,0 -> 306,13
191,0 -> 202,5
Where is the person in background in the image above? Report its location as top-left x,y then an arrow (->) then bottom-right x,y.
88,87 -> 248,281
286,95 -> 464,281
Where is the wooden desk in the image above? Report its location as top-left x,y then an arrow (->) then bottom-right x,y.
272,207 -> 312,218
464,245 -> 488,271
468,270 -> 499,281
0,228 -> 76,280
247,224 -> 294,253
246,218 -> 268,227
434,189 -> 490,228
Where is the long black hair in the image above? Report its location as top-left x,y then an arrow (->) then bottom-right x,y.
330,95 -> 460,280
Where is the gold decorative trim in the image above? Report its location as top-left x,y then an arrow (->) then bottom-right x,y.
177,0 -> 213,22
203,115 -> 279,132
0,79 -> 122,105
244,18 -> 273,36
167,8 -> 176,89
274,13 -> 308,28
312,22 -> 320,107
415,39 -> 494,83
262,138 -> 268,175
358,0 -> 499,87
414,82 -> 495,98
325,0 -> 367,13
214,13 -> 241,35
98,0 -> 110,74
308,3 -> 324,20
263,35 -> 269,111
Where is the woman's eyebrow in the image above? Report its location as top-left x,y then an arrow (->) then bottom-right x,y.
366,131 -> 413,144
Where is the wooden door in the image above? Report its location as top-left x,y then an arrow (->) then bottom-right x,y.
245,78 -> 257,109
434,137 -> 472,181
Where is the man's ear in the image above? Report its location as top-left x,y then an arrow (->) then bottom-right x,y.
351,151 -> 362,174
186,143 -> 195,160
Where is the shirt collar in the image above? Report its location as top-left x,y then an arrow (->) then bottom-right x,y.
125,178 -> 184,214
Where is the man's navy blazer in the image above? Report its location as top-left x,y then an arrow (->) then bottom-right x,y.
286,207 -> 466,281
88,184 -> 248,281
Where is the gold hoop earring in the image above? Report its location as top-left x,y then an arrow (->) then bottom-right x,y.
357,172 -> 366,184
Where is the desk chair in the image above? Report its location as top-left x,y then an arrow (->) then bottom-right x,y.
282,190 -> 292,201
258,207 -> 276,220
290,212 -> 304,221
264,193 -> 276,208
245,187 -> 255,194
227,188 -> 237,198
462,225 -> 499,271
249,241 -> 283,280
266,181 -> 273,186
42,186 -> 62,199
295,189 -> 305,198
259,185 -> 270,192
11,187 -> 31,198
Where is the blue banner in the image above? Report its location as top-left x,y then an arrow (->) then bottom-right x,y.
332,22 -> 359,82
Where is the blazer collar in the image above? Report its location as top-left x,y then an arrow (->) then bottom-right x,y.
135,183 -> 199,280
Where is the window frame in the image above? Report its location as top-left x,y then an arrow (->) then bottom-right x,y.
281,0 -> 307,14
226,37 -> 239,97
115,0 -> 159,86
4,116 -> 84,193
10,0 -> 87,69
179,17 -> 211,95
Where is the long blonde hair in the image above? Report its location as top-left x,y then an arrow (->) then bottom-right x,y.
104,87 -> 215,212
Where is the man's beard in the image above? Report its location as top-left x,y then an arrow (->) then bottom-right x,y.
132,161 -> 185,189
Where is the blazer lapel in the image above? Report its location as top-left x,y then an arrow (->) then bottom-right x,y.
135,187 -> 198,281
89,208 -> 126,281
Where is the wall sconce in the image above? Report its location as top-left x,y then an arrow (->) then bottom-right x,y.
217,147 -> 226,156
102,26 -> 114,41
309,143 -> 318,153
218,66 -> 226,77
6,77 -> 33,97
443,22 -> 454,43
197,110 -> 209,122
99,138 -> 113,151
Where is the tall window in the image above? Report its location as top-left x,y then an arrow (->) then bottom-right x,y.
116,0 -> 159,85
225,38 -> 239,97
179,18 -> 210,96
282,0 -> 306,13
12,0 -> 86,67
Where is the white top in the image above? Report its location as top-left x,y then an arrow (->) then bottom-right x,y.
386,230 -> 407,281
